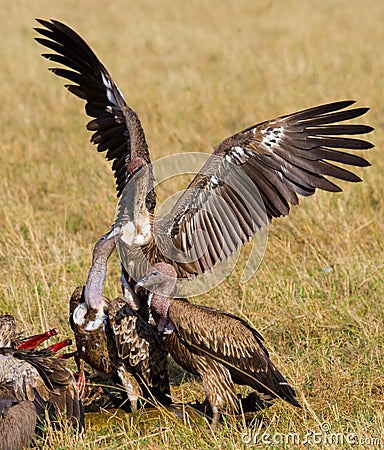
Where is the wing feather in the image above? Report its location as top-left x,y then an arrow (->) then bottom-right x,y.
35,18 -> 152,197
155,101 -> 372,275
108,299 -> 170,393
170,300 -> 270,372
169,299 -> 300,405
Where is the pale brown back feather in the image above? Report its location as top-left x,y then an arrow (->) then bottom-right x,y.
169,299 -> 300,406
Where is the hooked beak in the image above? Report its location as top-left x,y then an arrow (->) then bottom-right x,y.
134,278 -> 147,294
106,227 -> 123,241
134,273 -> 158,293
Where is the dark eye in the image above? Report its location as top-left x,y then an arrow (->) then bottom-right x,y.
152,271 -> 158,276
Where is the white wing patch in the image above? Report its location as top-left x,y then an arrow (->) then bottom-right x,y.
259,126 -> 283,148
230,145 -> 248,164
210,175 -> 220,188
101,72 -> 119,107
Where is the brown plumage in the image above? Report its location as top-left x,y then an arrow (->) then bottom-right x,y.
0,315 -> 84,448
0,385 -> 36,450
0,316 -> 20,348
136,263 -> 301,426
34,20 -> 371,423
34,19 -> 156,205
69,286 -> 170,410
165,330 -> 240,420
35,19 -> 373,284
68,230 -> 170,407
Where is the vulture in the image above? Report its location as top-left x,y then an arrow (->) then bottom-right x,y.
69,282 -> 171,410
34,19 -> 372,422
67,214 -> 170,409
34,19 -> 373,311
0,315 -> 83,449
135,262 -> 301,426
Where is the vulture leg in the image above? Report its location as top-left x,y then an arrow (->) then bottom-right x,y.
199,364 -> 238,428
117,365 -> 142,412
210,407 -> 220,429
76,360 -> 86,400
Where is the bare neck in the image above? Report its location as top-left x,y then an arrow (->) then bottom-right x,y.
84,257 -> 107,311
150,293 -> 171,319
126,107 -> 157,212
133,164 -> 151,220
84,235 -> 116,311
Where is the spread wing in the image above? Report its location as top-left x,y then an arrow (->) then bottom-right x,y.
34,18 -> 152,197
156,101 -> 373,274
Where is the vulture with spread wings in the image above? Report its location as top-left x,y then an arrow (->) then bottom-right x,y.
35,18 -> 373,319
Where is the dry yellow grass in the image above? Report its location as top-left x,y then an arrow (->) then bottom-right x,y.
0,0 -> 383,448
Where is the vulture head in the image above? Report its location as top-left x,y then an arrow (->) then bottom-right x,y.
136,262 -> 178,318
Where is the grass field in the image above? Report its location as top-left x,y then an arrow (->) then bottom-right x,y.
1,0 -> 383,448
